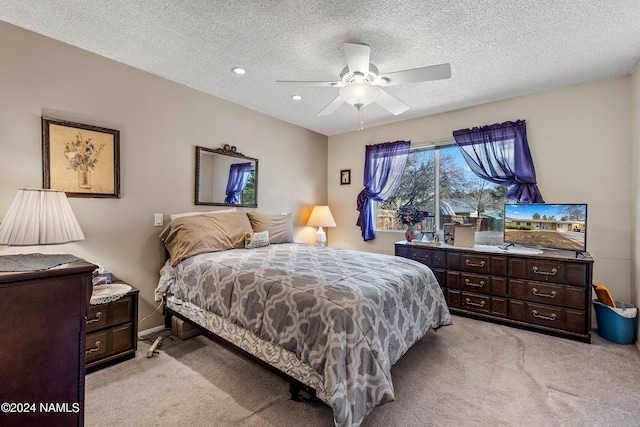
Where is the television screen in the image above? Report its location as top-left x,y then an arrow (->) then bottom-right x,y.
503,203 -> 587,252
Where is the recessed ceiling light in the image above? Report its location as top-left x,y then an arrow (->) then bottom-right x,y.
232,67 -> 246,75
291,95 -> 302,101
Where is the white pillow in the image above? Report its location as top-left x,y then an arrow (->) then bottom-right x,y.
170,208 -> 237,221
244,231 -> 270,249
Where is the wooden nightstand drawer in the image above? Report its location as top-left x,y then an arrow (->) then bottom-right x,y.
86,323 -> 134,363
87,294 -> 134,333
87,304 -> 109,330
86,330 -> 109,361
86,285 -> 139,370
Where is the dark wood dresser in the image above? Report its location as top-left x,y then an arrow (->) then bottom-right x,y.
395,242 -> 594,342
0,260 -> 95,427
86,285 -> 139,371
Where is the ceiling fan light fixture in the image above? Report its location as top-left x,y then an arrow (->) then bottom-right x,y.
339,82 -> 380,107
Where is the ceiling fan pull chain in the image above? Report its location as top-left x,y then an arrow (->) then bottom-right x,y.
357,105 -> 364,131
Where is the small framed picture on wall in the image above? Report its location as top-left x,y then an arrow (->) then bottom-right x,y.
340,169 -> 351,185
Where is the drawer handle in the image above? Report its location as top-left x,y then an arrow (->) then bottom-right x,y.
532,310 -> 557,321
412,254 -> 429,262
86,340 -> 101,354
464,298 -> 486,308
464,278 -> 485,288
465,259 -> 486,268
532,266 -> 558,276
532,288 -> 557,298
87,312 -> 102,324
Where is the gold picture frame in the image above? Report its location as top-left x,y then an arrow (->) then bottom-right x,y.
42,117 -> 120,198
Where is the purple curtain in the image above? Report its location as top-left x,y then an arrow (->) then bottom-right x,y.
452,120 -> 544,203
224,162 -> 252,204
356,141 -> 411,241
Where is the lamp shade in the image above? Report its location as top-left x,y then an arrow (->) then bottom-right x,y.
307,205 -> 336,228
339,82 -> 380,107
0,189 -> 85,246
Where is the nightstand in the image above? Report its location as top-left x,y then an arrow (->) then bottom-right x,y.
86,284 -> 139,371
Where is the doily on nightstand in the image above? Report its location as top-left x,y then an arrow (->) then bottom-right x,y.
90,283 -> 132,305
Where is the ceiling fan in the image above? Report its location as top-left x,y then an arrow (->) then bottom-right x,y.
276,42 -> 451,127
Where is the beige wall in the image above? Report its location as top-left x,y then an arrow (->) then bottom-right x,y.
0,22 -> 328,330
329,77 -> 633,304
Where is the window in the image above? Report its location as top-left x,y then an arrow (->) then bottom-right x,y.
377,143 -> 508,243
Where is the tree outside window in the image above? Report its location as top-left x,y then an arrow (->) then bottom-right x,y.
377,144 -> 508,243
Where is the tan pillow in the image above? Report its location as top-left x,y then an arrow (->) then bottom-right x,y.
169,207 -> 237,221
244,231 -> 270,249
246,212 -> 294,244
160,211 -> 252,266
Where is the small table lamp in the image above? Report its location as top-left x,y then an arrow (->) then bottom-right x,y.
0,188 -> 84,246
307,205 -> 336,247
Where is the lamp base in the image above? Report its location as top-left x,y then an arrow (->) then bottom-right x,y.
315,227 -> 327,247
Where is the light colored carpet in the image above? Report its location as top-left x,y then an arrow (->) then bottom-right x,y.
85,315 -> 640,426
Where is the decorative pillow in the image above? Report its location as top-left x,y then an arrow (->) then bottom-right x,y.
160,211 -> 252,266
246,212 -> 294,244
170,207 -> 237,221
244,231 -> 270,249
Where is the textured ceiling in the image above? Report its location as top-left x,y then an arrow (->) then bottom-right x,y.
1,1 -> 640,136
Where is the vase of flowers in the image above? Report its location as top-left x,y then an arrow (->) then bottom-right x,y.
397,207 -> 429,242
78,165 -> 91,189
64,132 -> 105,190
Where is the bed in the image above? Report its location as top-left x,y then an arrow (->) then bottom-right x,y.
155,210 -> 452,427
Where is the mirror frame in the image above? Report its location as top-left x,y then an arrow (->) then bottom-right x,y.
194,145 -> 258,207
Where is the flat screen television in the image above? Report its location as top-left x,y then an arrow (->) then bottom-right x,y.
503,203 -> 587,253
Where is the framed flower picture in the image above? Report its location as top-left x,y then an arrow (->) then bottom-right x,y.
42,117 -> 120,198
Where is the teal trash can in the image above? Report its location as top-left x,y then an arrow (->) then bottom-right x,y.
593,300 -> 638,344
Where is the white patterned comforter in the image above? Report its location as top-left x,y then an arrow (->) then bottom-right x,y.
156,243 -> 451,427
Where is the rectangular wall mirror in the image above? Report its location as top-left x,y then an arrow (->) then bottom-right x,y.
195,146 -> 258,207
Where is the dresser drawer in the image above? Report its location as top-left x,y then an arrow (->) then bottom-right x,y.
508,300 -> 585,333
456,291 -> 507,317
86,323 -> 134,363
509,279 -> 585,309
448,252 -> 506,275
509,258 -> 589,286
447,271 -> 506,296
87,294 -> 134,332
509,258 -> 565,282
396,246 -> 447,268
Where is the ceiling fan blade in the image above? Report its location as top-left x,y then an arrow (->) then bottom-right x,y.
374,89 -> 410,115
343,43 -> 370,75
276,80 -> 338,87
317,96 -> 345,116
380,63 -> 451,85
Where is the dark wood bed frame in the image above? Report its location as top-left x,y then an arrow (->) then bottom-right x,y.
163,301 -> 318,402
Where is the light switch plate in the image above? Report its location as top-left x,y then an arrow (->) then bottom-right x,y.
154,213 -> 163,227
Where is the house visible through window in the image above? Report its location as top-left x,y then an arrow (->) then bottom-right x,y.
376,143 -> 508,244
